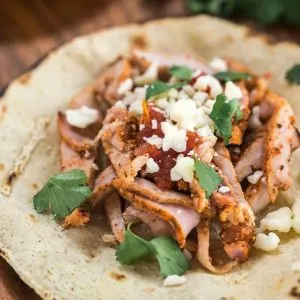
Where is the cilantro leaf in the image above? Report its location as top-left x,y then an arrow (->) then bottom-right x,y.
286,64 -> 300,84
188,0 -> 236,17
116,224 -> 151,264
169,65 -> 193,81
194,159 -> 222,198
116,224 -> 189,277
214,71 -> 250,82
33,169 -> 91,219
149,236 -> 189,277
146,81 -> 184,100
284,0 -> 300,25
209,94 -> 243,144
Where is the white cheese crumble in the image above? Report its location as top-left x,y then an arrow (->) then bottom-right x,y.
224,81 -> 243,100
117,78 -> 133,95
139,124 -> 145,131
248,106 -> 262,129
146,135 -> 163,149
219,186 -> 230,194
292,197 -> 300,233
152,119 -> 158,129
209,57 -> 228,72
254,232 -> 280,252
247,170 -> 264,184
260,207 -> 293,233
182,84 -> 195,97
114,100 -> 126,108
145,158 -> 159,174
66,106 -> 98,129
196,125 -> 214,137
123,86 -> 146,105
129,100 -> 143,115
193,91 -> 209,106
168,88 -> 179,99
156,98 -> 169,110
203,99 -> 216,115
161,121 -> 187,152
164,275 -> 187,287
193,75 -> 223,98
170,155 -> 194,183
134,62 -> 159,85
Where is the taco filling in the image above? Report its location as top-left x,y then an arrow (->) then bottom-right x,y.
33,51 -> 300,276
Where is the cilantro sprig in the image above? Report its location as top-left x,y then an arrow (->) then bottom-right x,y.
286,64 -> 300,84
187,0 -> 300,26
145,81 -> 185,100
209,94 -> 243,144
116,224 -> 189,277
194,159 -> 222,198
33,169 -> 91,219
169,65 -> 193,81
214,71 -> 250,82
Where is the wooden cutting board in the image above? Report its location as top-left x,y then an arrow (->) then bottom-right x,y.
0,0 -> 299,299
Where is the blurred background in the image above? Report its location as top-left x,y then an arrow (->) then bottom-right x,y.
0,0 -> 299,299
0,0 -> 299,89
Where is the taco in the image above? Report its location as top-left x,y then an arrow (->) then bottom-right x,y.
1,15 -> 300,300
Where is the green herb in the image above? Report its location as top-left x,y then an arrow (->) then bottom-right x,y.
170,65 -> 193,81
194,159 -> 222,198
214,71 -> 250,82
187,0 -> 300,26
286,64 -> 300,84
188,0 -> 235,16
145,81 -> 184,100
116,224 -> 189,277
33,169 -> 91,219
209,94 -> 243,144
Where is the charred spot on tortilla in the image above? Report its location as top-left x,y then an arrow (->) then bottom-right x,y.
131,34 -> 149,50
18,72 -> 32,85
110,271 -> 126,281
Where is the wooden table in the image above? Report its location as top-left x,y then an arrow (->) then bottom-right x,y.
0,0 -> 299,299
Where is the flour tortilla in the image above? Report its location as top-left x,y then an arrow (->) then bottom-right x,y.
1,15 -> 300,300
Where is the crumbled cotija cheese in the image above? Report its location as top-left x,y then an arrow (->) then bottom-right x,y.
224,81 -> 243,100
260,207 -> 293,233
134,62 -> 159,84
254,232 -> 280,252
219,186 -> 230,193
193,91 -> 209,106
66,106 -> 98,129
114,100 -> 126,108
164,275 -> 187,287
146,135 -> 163,149
161,122 -> 187,152
209,57 -> 228,72
117,78 -> 133,95
152,119 -> 158,129
247,170 -> 264,184
145,158 -> 159,173
170,155 -> 194,183
193,75 -> 223,98
156,98 -> 169,110
292,197 -> 300,233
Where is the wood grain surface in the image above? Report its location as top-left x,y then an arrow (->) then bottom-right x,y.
0,0 -> 299,299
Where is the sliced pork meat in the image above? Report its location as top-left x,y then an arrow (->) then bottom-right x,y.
245,178 -> 269,213
194,136 -> 216,163
190,178 -> 208,213
213,142 -> 244,202
94,58 -> 134,106
98,107 -> 139,180
60,141 -> 96,186
196,219 -> 237,274
263,91 -> 299,203
235,133 -> 265,181
89,166 -> 116,207
123,206 -> 173,237
116,187 -> 200,247
104,191 -> 125,243
63,208 -> 90,227
113,177 -> 195,209
230,82 -> 251,145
